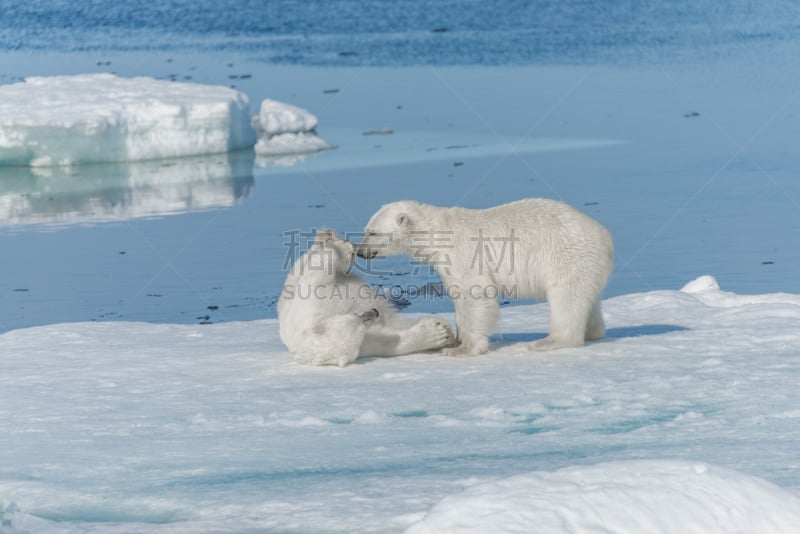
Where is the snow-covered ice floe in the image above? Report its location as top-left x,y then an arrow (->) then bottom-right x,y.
0,74 -> 256,166
407,460 -> 800,533
0,74 -> 330,167
1,275 -> 800,532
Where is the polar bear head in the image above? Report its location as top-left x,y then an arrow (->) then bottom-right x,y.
357,200 -> 421,259
294,228 -> 356,278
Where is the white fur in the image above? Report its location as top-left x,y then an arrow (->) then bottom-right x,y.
357,199 -> 614,355
278,229 -> 454,367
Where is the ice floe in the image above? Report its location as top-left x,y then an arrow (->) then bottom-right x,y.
0,74 -> 330,167
1,276 -> 799,531
0,74 -> 256,166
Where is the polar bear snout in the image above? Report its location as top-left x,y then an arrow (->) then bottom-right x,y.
356,244 -> 377,259
356,239 -> 387,260
358,229 -> 400,258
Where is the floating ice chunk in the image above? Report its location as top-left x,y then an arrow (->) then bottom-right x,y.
254,99 -> 319,136
681,275 -> 721,294
0,73 -> 257,166
252,98 -> 332,159
408,460 -> 800,534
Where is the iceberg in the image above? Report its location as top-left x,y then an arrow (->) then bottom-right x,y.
0,74 -> 330,167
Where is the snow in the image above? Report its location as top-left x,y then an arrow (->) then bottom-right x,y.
0,74 -> 331,167
407,460 -> 800,533
1,275 -> 800,532
252,98 -> 332,158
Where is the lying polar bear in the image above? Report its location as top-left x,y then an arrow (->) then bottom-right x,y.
357,198 -> 614,356
278,228 -> 454,367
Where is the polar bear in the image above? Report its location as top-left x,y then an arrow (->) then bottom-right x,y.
357,198 -> 613,356
278,228 -> 454,367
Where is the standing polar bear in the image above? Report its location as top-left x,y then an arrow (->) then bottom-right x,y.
278,228 -> 454,367
357,198 -> 613,356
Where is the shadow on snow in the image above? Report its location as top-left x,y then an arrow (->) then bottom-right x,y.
492,324 -> 689,346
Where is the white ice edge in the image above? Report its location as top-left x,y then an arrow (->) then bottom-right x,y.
0,74 -> 331,166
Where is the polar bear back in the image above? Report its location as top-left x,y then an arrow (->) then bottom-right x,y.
422,198 -> 613,300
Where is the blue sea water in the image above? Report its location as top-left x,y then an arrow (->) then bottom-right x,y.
1,0 -> 800,331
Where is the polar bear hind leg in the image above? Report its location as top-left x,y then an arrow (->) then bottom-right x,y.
528,285 -> 593,352
360,316 -> 454,357
584,298 -> 606,341
294,312 -> 375,367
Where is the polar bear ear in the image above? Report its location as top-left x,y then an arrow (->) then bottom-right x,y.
314,228 -> 337,245
396,213 -> 409,226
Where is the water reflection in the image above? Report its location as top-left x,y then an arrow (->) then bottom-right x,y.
255,152 -> 316,169
0,151 -> 255,229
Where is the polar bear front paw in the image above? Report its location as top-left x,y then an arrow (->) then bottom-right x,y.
413,316 -> 455,351
442,336 -> 489,357
359,308 -> 380,326
527,336 -> 583,352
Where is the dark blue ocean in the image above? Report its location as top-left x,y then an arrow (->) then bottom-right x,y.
2,0 -> 799,65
